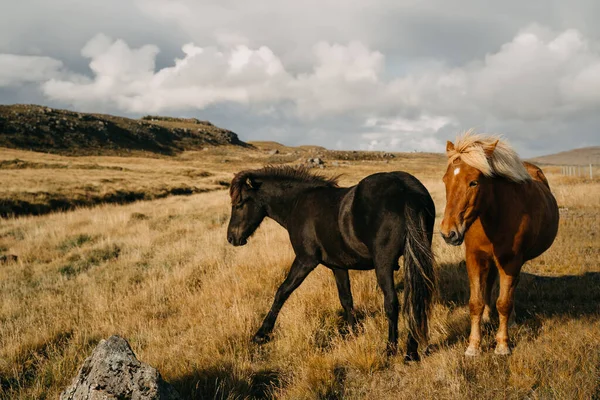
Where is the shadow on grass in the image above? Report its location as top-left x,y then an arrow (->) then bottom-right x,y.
169,363 -> 281,400
437,261 -> 600,317
433,261 -> 600,348
0,187 -> 217,218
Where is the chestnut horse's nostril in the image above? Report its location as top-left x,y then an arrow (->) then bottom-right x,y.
441,230 -> 456,240
227,235 -> 234,244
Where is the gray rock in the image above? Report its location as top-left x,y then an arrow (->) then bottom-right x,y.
268,149 -> 279,155
60,335 -> 181,400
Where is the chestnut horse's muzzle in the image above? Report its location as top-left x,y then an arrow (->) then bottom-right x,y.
441,229 -> 464,246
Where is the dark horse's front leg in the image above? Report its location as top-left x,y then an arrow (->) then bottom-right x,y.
332,268 -> 356,326
253,256 -> 318,344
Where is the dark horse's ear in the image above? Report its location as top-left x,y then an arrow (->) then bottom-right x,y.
245,176 -> 261,190
446,141 -> 455,154
483,140 -> 499,157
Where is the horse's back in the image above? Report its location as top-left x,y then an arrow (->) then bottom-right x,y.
523,161 -> 551,188
355,171 -> 433,208
352,172 -> 435,242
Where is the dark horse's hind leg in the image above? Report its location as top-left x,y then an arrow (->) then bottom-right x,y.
253,256 -> 318,344
375,260 -> 420,361
332,268 -> 356,326
374,259 -> 400,356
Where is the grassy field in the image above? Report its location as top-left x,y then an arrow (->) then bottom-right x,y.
0,144 -> 598,399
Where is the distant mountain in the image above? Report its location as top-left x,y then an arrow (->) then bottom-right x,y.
529,146 -> 600,165
0,104 -> 249,156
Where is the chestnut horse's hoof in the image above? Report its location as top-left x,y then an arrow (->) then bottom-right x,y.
494,344 -> 511,355
404,352 -> 420,362
464,346 -> 481,357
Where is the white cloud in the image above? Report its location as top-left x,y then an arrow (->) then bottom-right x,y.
468,28 -> 600,119
0,54 -> 64,87
41,35 -> 387,117
361,115 -> 453,152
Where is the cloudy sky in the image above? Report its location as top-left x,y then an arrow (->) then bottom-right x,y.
1,1 -> 600,156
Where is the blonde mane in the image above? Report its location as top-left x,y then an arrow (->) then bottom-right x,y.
447,130 -> 531,182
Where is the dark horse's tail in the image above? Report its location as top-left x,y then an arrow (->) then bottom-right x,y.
403,205 -> 436,344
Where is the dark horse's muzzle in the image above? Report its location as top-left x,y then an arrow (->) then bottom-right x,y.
227,235 -> 247,246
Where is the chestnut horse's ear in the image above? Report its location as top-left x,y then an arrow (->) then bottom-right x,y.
484,140 -> 499,157
446,141 -> 455,153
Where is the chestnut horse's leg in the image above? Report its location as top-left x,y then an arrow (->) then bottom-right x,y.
252,256 -> 318,344
465,252 -> 492,356
332,268 -> 356,326
482,263 -> 498,324
495,264 -> 521,355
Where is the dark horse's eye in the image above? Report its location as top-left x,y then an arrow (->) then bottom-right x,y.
469,180 -> 479,187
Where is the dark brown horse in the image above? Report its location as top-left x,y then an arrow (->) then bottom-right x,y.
440,132 -> 559,356
227,166 -> 437,360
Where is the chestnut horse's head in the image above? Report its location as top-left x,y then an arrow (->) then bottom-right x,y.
227,172 -> 266,246
441,131 -> 531,246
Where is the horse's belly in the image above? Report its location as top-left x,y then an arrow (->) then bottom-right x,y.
321,253 -> 374,270
524,223 -> 559,260
524,196 -> 559,261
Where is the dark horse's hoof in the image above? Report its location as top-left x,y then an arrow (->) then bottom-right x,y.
251,333 -> 271,345
385,343 -> 399,357
404,352 -> 420,362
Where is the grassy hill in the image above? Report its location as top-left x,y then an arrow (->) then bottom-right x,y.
529,146 -> 600,165
0,104 -> 249,156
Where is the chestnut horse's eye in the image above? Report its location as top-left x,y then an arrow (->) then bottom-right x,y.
469,180 -> 479,187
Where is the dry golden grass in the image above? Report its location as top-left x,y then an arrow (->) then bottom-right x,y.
0,147 -> 598,399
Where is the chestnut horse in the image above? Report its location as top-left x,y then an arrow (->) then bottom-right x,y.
441,132 -> 559,356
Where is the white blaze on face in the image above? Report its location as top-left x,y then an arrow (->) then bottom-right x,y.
453,167 -> 460,176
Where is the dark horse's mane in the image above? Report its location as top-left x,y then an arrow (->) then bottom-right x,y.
230,165 -> 340,205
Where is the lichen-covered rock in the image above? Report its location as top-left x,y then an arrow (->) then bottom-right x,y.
60,335 -> 181,400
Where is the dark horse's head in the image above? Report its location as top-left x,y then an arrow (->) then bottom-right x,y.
227,172 -> 266,246
227,166 -> 339,246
